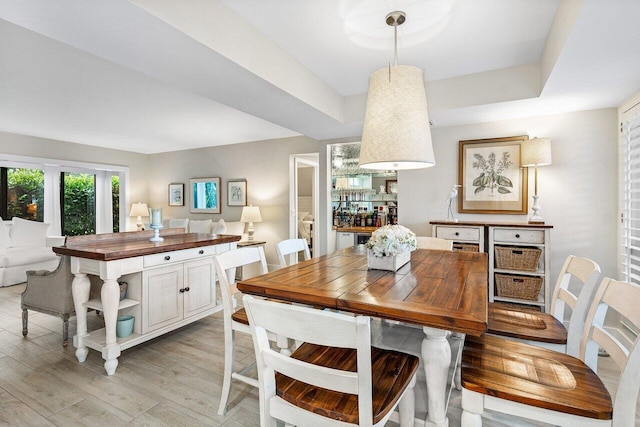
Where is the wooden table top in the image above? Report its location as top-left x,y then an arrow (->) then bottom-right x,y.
429,220 -> 553,229
53,230 -> 241,261
238,245 -> 488,336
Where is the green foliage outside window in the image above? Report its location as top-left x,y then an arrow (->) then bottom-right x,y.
112,175 -> 120,232
7,168 -> 44,221
63,173 -> 96,236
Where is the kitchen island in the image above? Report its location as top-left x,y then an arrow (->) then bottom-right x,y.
54,230 -> 241,375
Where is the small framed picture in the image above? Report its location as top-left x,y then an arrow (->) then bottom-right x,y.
386,180 -> 398,194
190,177 -> 221,214
168,183 -> 184,206
227,179 -> 247,206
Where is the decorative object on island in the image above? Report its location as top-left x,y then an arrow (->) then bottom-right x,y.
129,202 -> 148,231
168,183 -> 184,206
227,179 -> 247,207
521,137 -> 552,224
458,136 -> 529,214
240,205 -> 262,241
446,184 -> 462,222
359,11 -> 435,171
148,208 -> 163,242
190,177 -> 221,214
365,224 -> 416,271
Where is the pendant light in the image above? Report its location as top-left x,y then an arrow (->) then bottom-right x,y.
359,11 -> 435,170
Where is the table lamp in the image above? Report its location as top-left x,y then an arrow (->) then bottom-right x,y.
240,205 -> 262,241
129,202 -> 149,231
521,138 -> 552,224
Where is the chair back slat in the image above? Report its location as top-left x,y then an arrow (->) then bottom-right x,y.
262,347 -> 359,394
550,255 -> 601,356
276,238 -> 311,268
416,236 -> 453,251
580,277 -> 640,425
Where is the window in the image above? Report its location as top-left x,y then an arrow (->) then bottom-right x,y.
61,172 -> 96,236
0,167 -> 45,221
620,103 -> 640,287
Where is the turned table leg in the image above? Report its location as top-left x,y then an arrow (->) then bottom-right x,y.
422,326 -> 451,427
72,272 -> 91,363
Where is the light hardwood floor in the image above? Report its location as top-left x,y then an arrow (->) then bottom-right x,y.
0,283 -> 636,426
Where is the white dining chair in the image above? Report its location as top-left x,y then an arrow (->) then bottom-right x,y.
215,246 -> 269,416
416,236 -> 453,251
461,277 -> 640,426
243,294 -> 419,427
488,255 -> 601,357
275,238 -> 310,268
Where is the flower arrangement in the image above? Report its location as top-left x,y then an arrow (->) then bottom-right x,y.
365,225 -> 417,257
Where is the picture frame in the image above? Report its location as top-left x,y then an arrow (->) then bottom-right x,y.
227,179 -> 247,206
189,177 -> 221,214
458,136 -> 529,214
168,183 -> 184,206
385,179 -> 398,194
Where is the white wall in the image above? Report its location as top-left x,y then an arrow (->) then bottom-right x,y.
400,108 -> 618,286
147,135 -> 322,268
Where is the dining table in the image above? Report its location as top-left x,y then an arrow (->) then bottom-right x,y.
237,245 -> 488,427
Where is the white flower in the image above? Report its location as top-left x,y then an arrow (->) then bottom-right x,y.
365,225 -> 417,257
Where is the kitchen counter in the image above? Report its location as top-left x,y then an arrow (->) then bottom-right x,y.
332,226 -> 379,233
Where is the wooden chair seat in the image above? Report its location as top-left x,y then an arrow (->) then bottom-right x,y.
461,334 -> 612,420
487,302 -> 567,344
231,308 -> 249,325
276,342 -> 419,424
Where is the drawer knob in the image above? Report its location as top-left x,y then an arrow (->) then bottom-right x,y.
179,288 -> 185,293
455,232 -> 460,236
184,287 -> 190,292
199,249 -> 204,255
515,234 -> 520,238
164,255 -> 171,261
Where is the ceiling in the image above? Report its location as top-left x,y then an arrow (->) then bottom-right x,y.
1,0 -> 639,154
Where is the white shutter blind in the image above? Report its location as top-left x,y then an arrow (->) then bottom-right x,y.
620,105 -> 640,286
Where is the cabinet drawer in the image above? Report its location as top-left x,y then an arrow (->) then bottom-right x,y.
143,246 -> 216,267
493,228 -> 544,244
435,226 -> 480,242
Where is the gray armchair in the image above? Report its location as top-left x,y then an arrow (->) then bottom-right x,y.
21,255 -> 100,346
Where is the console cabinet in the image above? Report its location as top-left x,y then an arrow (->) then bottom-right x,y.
429,221 -> 552,312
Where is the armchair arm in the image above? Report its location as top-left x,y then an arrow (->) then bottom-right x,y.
46,235 -> 66,247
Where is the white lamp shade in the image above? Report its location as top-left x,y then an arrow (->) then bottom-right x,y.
129,202 -> 149,217
359,65 -> 435,170
521,138 -> 552,167
240,205 -> 262,223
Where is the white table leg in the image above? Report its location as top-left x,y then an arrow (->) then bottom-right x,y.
72,273 -> 90,363
101,278 -> 121,375
422,327 -> 451,427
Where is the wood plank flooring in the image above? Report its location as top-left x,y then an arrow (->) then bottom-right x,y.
0,283 -> 636,426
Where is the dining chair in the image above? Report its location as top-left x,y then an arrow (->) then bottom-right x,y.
215,246 -> 269,416
275,238 -> 310,268
488,255 -> 601,357
416,236 -> 453,251
461,277 -> 640,426
243,294 -> 419,427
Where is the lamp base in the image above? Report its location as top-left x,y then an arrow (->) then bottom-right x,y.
528,195 -> 545,224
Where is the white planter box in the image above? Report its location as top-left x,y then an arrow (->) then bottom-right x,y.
367,249 -> 411,271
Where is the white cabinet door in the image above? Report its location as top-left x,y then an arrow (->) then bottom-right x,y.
143,264 -> 184,333
337,232 -> 354,250
184,258 -> 216,318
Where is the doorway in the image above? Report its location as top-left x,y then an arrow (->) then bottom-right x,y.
289,153 -> 319,258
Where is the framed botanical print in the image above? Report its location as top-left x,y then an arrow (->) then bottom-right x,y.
189,177 -> 221,214
168,183 -> 184,206
458,136 -> 529,214
227,179 -> 247,206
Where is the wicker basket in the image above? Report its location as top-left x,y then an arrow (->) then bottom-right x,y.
453,243 -> 479,252
495,274 -> 543,301
495,246 -> 542,271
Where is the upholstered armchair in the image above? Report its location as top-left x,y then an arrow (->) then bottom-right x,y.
21,255 -> 100,346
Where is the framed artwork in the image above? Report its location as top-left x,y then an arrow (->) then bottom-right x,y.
168,183 -> 184,206
385,180 -> 398,194
189,177 -> 221,214
458,136 -> 529,214
227,179 -> 247,206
